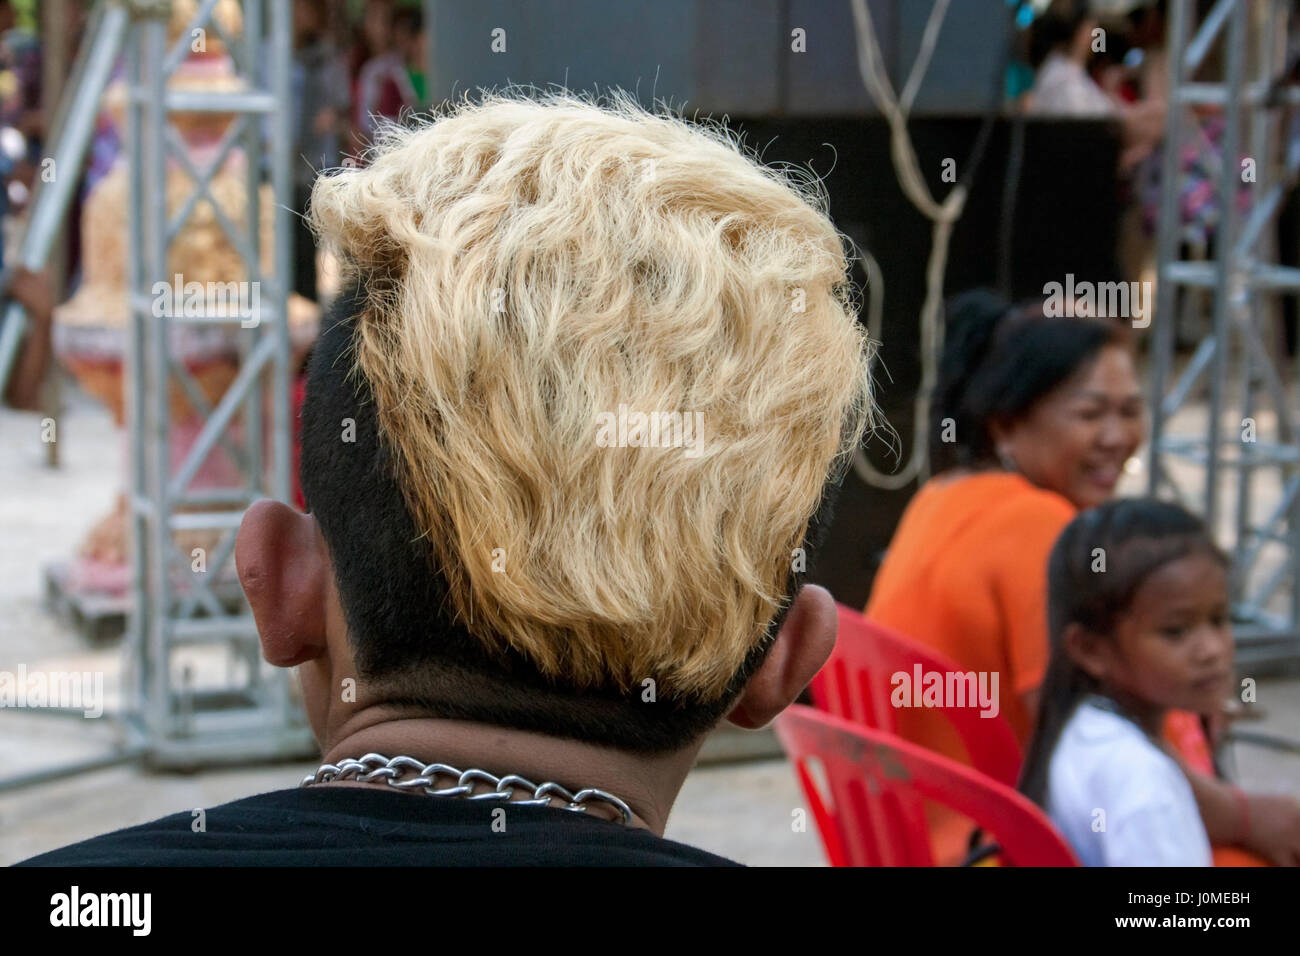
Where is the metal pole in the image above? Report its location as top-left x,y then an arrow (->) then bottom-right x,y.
123,0 -> 148,735
139,11 -> 172,746
271,0 -> 291,507
269,0 -> 293,721
1204,0 -> 1247,537
1148,0 -> 1191,497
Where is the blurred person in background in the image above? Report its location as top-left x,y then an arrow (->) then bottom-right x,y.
1028,0 -> 1117,115
1025,0 -> 1164,172
345,0 -> 393,154
291,0 -> 349,302
865,290 -> 1300,866
0,0 -> 42,269
0,0 -> 41,147
396,6 -> 428,110
1,267 -> 54,411
355,1 -> 419,145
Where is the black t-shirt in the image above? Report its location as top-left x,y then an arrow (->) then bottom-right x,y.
14,786 -> 739,866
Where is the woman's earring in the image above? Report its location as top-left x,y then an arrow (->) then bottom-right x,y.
997,446 -> 1018,473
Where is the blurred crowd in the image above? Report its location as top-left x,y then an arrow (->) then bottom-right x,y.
0,0 -> 430,284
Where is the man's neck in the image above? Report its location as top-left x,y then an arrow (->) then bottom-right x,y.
316,707 -> 703,835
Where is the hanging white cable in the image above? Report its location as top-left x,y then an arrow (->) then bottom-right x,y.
860,245 -> 885,356
849,0 -> 967,490
899,0 -> 952,115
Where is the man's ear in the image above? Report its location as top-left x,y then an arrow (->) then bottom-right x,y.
726,584 -> 837,730
235,499 -> 330,669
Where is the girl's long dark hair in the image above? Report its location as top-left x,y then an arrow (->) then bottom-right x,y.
1018,498 -> 1228,806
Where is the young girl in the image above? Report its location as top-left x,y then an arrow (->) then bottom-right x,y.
1019,498 -> 1235,866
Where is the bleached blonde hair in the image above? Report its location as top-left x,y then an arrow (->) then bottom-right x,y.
310,91 -> 872,703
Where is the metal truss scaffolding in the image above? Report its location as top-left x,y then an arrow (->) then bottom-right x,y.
125,0 -> 313,766
0,0 -> 312,791
1149,0 -> 1300,669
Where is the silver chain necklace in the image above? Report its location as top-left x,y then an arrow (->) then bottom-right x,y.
301,753 -> 635,825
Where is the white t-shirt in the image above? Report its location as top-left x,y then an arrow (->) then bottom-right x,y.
1047,699 -> 1212,866
1029,52 -> 1119,117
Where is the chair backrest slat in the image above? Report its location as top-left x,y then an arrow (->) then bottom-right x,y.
775,704 -> 1079,867
809,604 -> 1024,787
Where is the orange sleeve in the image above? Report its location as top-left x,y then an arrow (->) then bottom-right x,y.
1163,710 -> 1216,776
988,494 -> 1076,697
1212,847 -> 1272,867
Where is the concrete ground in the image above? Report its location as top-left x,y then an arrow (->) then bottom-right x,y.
1,379 -> 1298,866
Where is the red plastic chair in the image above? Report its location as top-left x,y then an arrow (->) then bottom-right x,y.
808,604 -> 1023,788
775,705 -> 1078,867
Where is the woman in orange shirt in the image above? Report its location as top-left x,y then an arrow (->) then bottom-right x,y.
865,289 -> 1300,865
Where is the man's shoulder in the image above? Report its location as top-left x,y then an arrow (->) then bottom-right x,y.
15,786 -> 741,867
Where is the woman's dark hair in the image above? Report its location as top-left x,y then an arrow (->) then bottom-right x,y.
929,288 -> 1129,474
1018,498 -> 1229,806
1028,0 -> 1092,69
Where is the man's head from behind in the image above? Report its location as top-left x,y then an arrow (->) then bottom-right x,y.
237,93 -> 872,761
